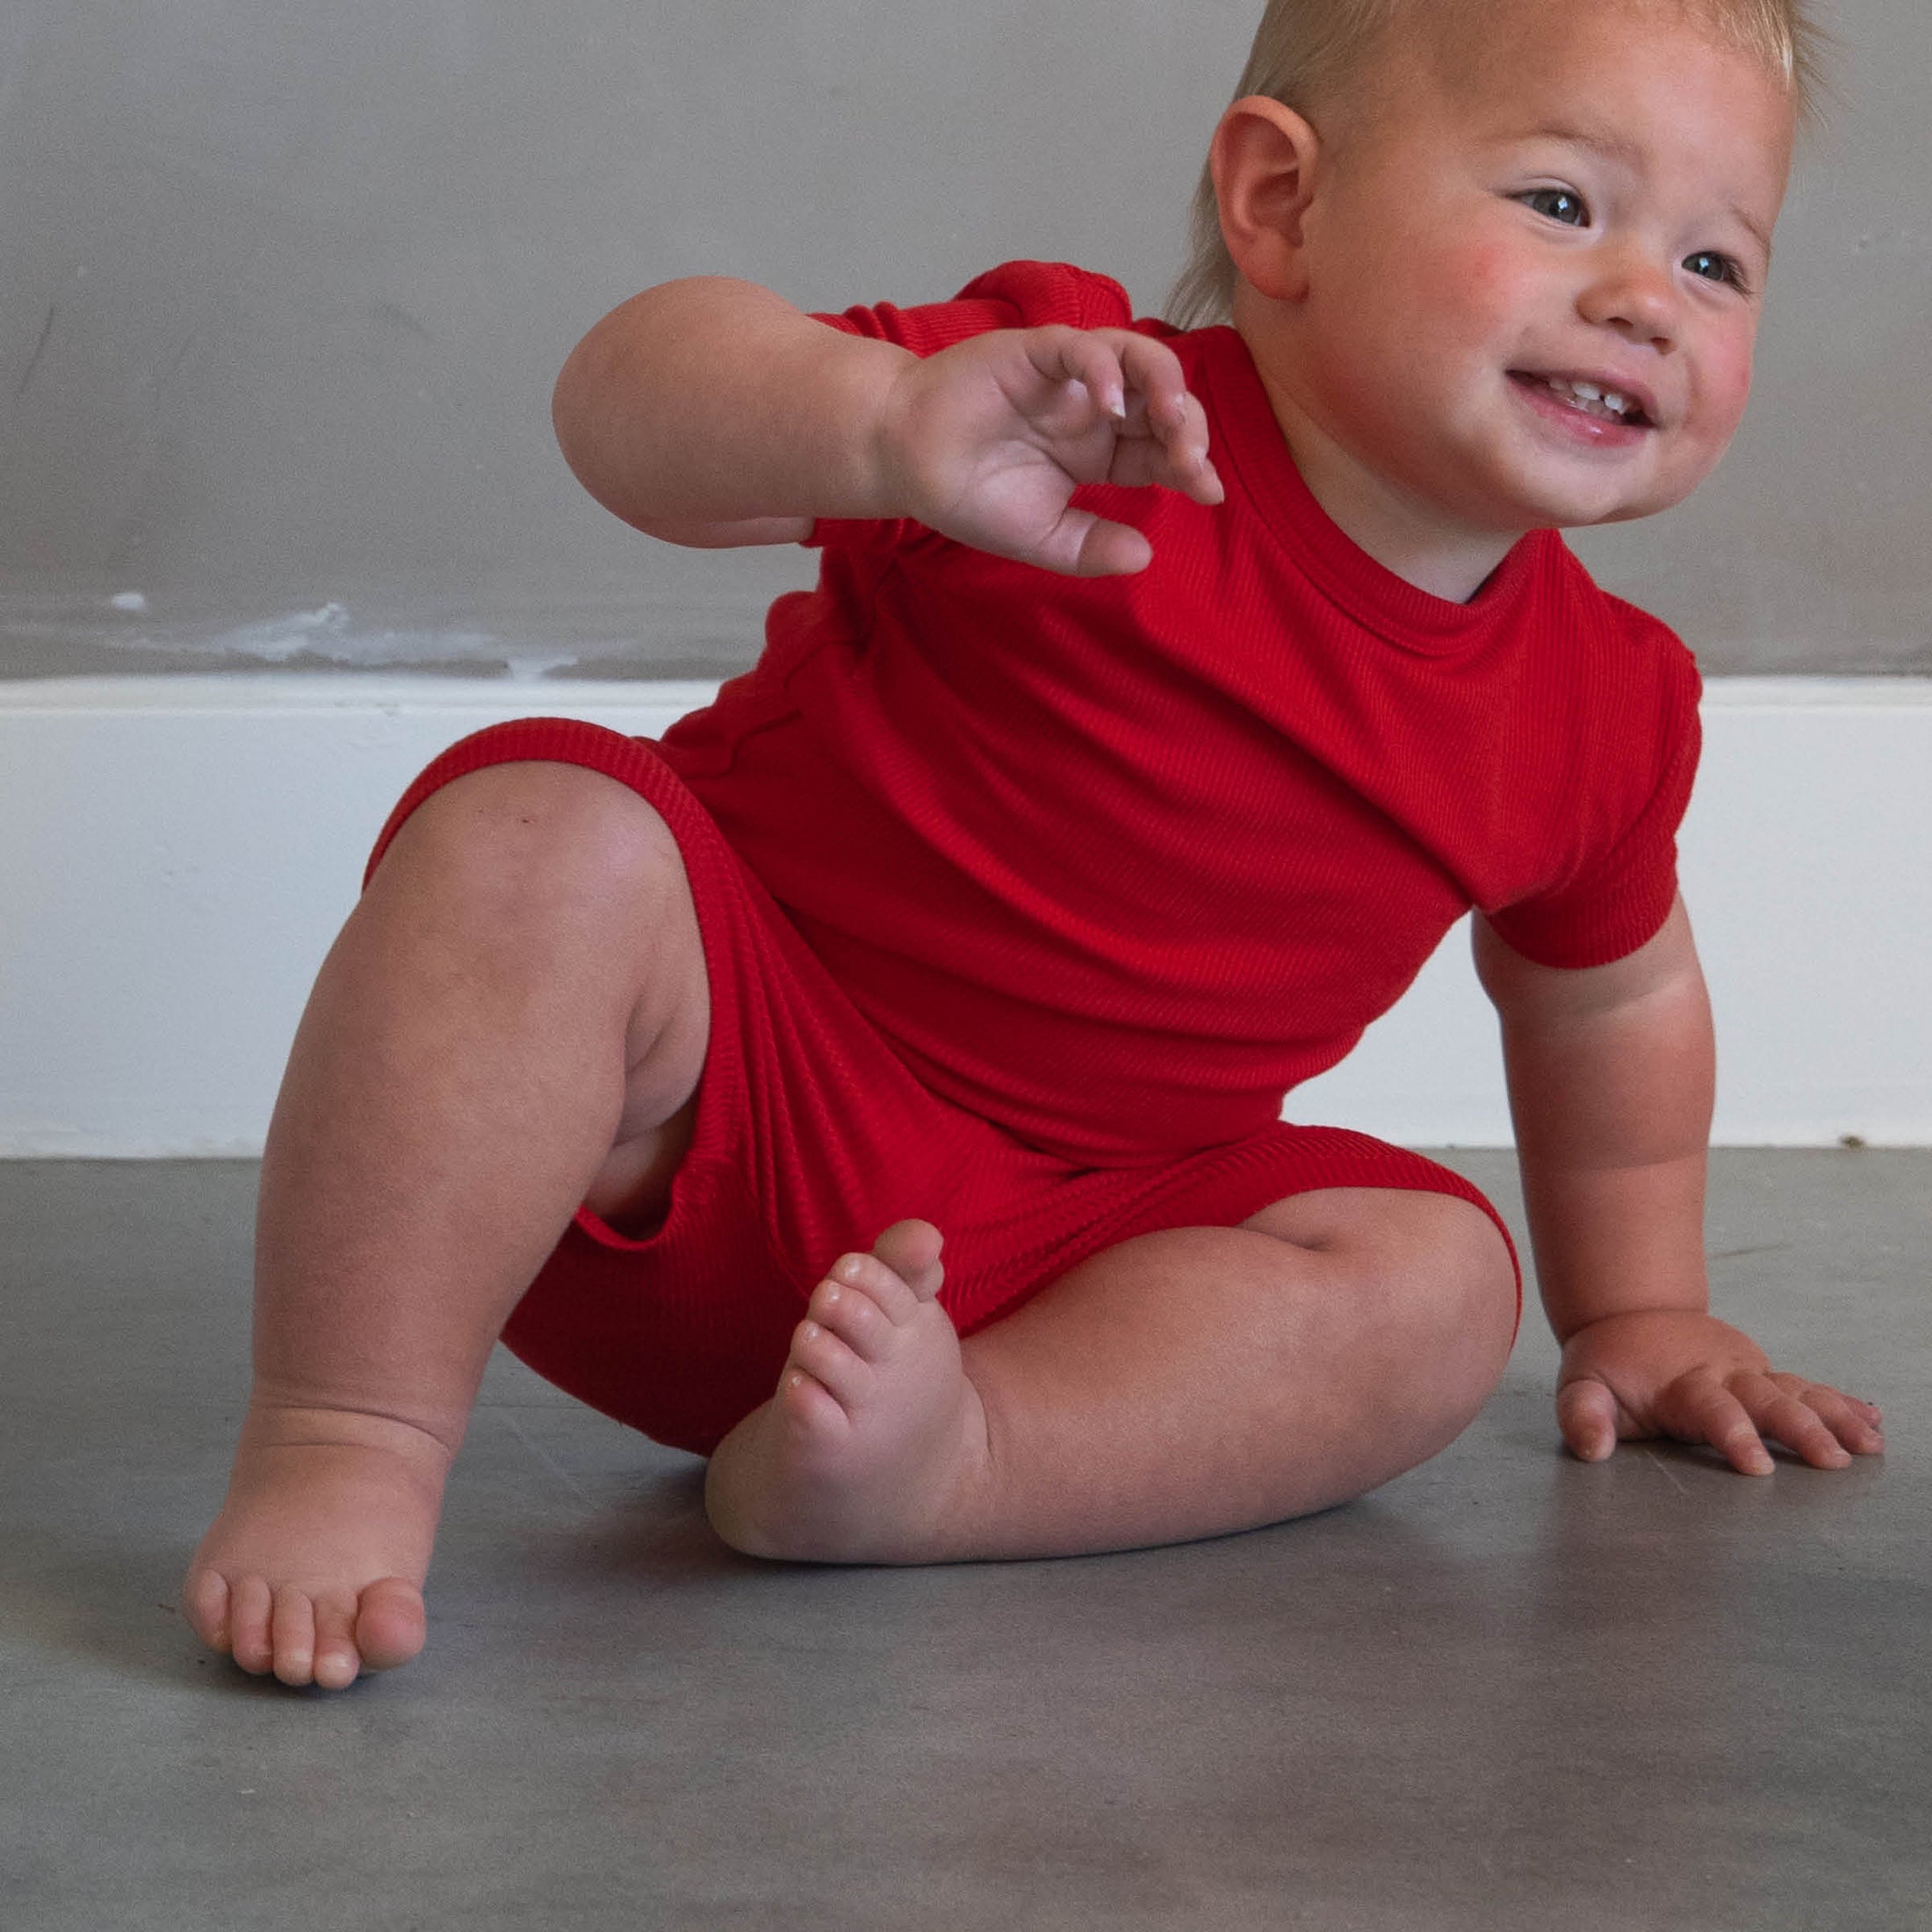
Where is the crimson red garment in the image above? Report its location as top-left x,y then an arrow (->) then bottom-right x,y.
364,261 -> 1696,1453
371,724 -> 1515,1455
659,260 -> 1703,1167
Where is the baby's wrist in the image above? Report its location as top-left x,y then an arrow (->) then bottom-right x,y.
1547,1294 -> 1711,1347
858,350 -> 941,524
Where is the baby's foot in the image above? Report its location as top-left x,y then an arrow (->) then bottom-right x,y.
704,1220 -> 992,1562
182,1403 -> 451,1690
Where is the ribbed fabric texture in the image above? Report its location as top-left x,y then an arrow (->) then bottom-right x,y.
656,262 -> 1702,1168
370,720 -> 1518,1453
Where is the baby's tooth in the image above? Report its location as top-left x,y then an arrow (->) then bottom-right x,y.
1603,390 -> 1630,415
1570,381 -> 1603,402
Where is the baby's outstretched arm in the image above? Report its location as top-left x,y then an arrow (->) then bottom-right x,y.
551,278 -> 1222,575
1474,898 -> 1885,1474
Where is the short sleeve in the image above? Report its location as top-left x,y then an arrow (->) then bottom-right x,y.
814,259 -> 1136,351
804,261 -> 1145,551
1485,638 -> 1703,969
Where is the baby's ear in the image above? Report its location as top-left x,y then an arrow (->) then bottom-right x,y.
1210,96 -> 1323,303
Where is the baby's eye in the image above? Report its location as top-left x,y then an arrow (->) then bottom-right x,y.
1519,187 -> 1590,227
1684,249 -> 1750,292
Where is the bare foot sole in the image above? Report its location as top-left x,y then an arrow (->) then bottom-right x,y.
704,1220 -> 992,1563
183,1404 -> 451,1690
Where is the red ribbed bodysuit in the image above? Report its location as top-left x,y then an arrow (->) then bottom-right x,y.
371,262 -> 1702,1453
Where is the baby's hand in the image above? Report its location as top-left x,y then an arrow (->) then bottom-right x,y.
1555,1308 -> 1885,1475
874,326 -> 1224,576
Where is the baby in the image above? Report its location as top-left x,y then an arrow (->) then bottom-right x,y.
184,0 -> 1883,1690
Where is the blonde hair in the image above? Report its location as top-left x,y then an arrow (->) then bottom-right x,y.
1167,0 -> 1827,328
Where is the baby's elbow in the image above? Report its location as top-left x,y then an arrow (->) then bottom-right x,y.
549,333 -> 622,495
636,514 -> 816,551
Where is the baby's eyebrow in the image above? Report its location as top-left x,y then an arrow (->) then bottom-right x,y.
1727,206 -> 1776,264
1519,120 -> 1776,263
1527,120 -> 1646,169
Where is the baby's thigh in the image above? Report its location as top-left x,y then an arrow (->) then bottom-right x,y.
374,745 -> 712,1231
405,757 -> 709,1060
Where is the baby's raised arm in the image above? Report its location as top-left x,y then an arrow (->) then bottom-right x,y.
551,278 -> 1222,576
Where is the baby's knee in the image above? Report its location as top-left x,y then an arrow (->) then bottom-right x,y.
1335,1203 -> 1516,1471
380,761 -> 688,926
1417,1197 -> 1519,1418
1353,1201 -> 1517,1484
1269,1187 -> 1517,1432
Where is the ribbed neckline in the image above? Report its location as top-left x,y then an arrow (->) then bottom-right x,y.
1195,325 -> 1555,658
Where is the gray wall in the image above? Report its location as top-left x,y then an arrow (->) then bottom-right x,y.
2,0 -> 1925,681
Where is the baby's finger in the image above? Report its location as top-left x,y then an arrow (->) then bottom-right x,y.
1783,1376 -> 1885,1443
1114,335 -> 1221,500
1109,429 -> 1225,506
1657,1372 -> 1775,1475
1764,1373 -> 1884,1457
1554,1376 -> 1621,1463
1022,328 -> 1129,422
1731,1374 -> 1851,1469
1036,504 -> 1154,579
1111,331 -> 1194,429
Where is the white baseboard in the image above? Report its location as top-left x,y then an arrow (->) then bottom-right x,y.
3,674 -> 1928,1156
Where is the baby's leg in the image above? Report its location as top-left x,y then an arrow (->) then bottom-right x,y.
704,1188 -> 1516,1562
183,761 -> 709,1688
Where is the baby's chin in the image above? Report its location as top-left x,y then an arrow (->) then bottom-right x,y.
1569,473 -> 1718,530
1494,456 -> 1718,535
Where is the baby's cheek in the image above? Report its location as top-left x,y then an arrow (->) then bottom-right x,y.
1444,240 -> 1522,319
1698,334 -> 1758,450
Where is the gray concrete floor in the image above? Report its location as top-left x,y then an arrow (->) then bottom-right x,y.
2,1152 -> 1928,1931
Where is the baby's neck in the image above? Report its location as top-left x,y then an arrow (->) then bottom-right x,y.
1286,426 -> 1520,603
1236,321 -> 1521,603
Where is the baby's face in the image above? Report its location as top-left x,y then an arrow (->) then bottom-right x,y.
1282,0 -> 1795,539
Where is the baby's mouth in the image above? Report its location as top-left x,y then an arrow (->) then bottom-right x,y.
1510,371 -> 1654,428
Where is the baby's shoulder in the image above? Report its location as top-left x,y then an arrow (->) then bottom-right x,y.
950,260 -> 1142,331
1547,551 -> 1702,699
1597,588 -> 1703,711
824,261 -> 1174,356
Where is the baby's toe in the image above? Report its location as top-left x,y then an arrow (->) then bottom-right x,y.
311,1597 -> 364,1690
871,1219 -> 944,1301
270,1585 -> 321,1686
826,1249 -> 920,1326
354,1578 -> 428,1674
810,1272 -> 897,1358
182,1565 -> 233,1655
227,1575 -> 276,1675
778,1359 -> 847,1432
789,1316 -> 869,1409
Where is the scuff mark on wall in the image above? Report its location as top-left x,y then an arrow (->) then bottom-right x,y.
369,300 -> 433,342
134,601 -> 501,664
13,304 -> 56,401
90,600 -> 578,681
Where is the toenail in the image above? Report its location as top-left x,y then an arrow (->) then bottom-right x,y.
799,1321 -> 820,1342
837,1256 -> 865,1284
821,1285 -> 841,1305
